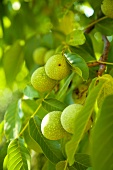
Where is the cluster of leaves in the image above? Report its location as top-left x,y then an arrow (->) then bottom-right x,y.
1,0 -> 113,169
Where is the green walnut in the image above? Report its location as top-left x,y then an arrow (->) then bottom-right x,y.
41,111 -> 68,140
61,104 -> 83,134
33,47 -> 47,65
101,0 -> 113,18
31,67 -> 57,93
44,49 -> 55,63
45,54 -> 71,80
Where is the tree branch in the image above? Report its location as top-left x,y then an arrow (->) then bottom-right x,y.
97,35 -> 110,76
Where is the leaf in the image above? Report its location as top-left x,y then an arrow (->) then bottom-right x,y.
91,95 -> 113,170
70,45 -> 95,62
96,18 -> 113,36
29,116 -> 65,164
21,98 -> 47,122
24,127 -> 42,153
0,143 -> 9,170
56,72 -> 75,100
89,0 -> 103,9
7,138 -> 31,170
42,160 -> 56,170
81,34 -> 95,59
3,41 -> 24,85
0,121 -> 4,142
65,53 -> 89,80
66,30 -> 86,46
42,98 -> 67,112
3,155 -> 8,170
74,153 -> 91,170
86,168 -> 92,170
56,161 -> 69,170
65,78 -> 107,166
4,101 -> 21,140
21,99 -> 38,117
23,85 -> 39,98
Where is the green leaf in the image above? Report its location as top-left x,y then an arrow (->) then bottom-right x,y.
0,143 -> 9,170
56,161 -> 69,170
42,160 -> 56,170
96,18 -> 113,36
3,155 -> 8,170
66,30 -> 86,46
3,41 -> 24,85
86,168 -> 92,170
0,121 -> 4,142
24,36 -> 40,69
23,85 -> 39,98
42,98 -> 67,112
21,99 -> 38,117
7,138 -> 31,170
56,72 -> 75,100
81,34 -> 95,59
74,153 -> 91,170
88,0 -> 103,11
24,127 -> 42,153
4,101 -> 21,140
29,116 -> 65,164
65,53 -> 89,80
65,78 -> 107,166
91,95 -> 113,170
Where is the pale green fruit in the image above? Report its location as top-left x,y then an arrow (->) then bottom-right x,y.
31,67 -> 57,93
61,104 -> 83,134
45,54 -> 71,80
101,0 -> 113,18
44,49 -> 55,63
33,47 -> 47,65
41,111 -> 68,140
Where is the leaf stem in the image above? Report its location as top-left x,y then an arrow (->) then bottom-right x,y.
84,16 -> 108,30
87,60 -> 113,67
19,103 -> 42,136
98,61 -> 113,65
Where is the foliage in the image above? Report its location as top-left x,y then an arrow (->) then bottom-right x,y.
1,0 -> 113,169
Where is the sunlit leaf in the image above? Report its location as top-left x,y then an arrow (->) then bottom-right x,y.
7,138 -> 31,170
4,101 -> 21,140
66,30 -> 86,46
91,95 -> 113,170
